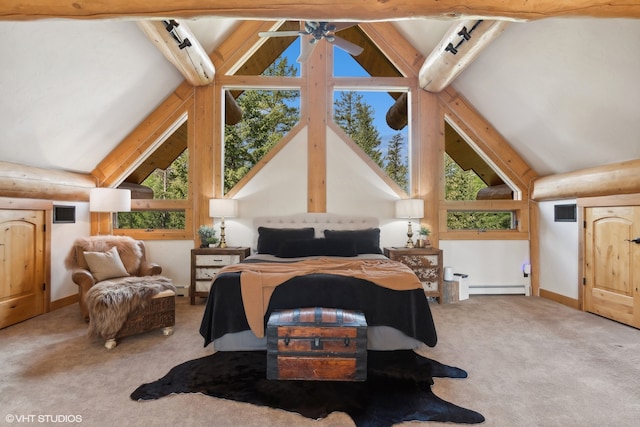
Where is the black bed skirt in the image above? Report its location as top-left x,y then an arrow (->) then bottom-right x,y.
199,272 -> 437,348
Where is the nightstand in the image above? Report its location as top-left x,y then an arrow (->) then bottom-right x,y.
384,247 -> 443,303
190,247 -> 250,304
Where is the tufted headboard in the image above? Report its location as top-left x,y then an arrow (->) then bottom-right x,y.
252,213 -> 379,250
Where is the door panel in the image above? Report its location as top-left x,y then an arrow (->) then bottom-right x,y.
0,209 -> 45,328
584,206 -> 640,328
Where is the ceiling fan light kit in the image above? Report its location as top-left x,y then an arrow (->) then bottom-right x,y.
259,21 -> 363,62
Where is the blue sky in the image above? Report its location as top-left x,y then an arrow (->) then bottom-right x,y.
282,39 -> 409,159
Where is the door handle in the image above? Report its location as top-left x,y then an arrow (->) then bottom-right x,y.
625,237 -> 640,244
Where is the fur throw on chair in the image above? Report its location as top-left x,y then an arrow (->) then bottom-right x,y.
85,276 -> 175,339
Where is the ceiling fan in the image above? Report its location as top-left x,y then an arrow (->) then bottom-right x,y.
259,21 -> 364,62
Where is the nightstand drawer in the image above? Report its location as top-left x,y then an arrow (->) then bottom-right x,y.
195,267 -> 224,280
394,254 -> 439,269
383,247 -> 443,303
190,247 -> 251,305
195,279 -> 214,293
195,254 -> 239,266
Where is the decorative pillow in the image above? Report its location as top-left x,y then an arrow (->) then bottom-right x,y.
257,227 -> 315,255
83,246 -> 130,282
276,238 -> 358,258
324,228 -> 383,254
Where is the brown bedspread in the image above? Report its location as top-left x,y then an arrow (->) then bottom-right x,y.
216,258 -> 422,337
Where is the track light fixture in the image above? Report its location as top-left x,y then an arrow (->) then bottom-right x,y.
163,19 -> 191,50
444,20 -> 483,55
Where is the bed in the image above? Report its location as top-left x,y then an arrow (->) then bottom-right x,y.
199,213 -> 437,351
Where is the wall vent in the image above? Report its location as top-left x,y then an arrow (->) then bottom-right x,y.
53,205 -> 76,223
554,204 -> 576,222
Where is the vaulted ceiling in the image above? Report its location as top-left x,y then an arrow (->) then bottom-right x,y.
1,5 -> 639,178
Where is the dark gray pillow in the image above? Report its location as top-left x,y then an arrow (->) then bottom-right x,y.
323,228 -> 382,254
276,238 -> 358,258
257,227 -> 315,254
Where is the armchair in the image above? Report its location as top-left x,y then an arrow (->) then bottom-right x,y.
65,236 -> 162,319
65,236 -> 175,348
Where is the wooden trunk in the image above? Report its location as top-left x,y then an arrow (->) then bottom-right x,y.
267,307 -> 367,381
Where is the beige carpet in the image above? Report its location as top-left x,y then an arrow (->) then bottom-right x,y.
1,295 -> 639,427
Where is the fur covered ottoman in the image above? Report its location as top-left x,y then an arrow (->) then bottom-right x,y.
85,276 -> 176,349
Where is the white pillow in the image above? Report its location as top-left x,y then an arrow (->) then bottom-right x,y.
83,246 -> 130,281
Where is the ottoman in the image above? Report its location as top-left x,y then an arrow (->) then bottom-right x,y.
105,289 -> 176,349
84,276 -> 176,349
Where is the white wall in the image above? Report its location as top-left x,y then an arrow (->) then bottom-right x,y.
440,240 -> 530,293
50,201 -> 90,302
229,126 -> 410,250
144,240 -> 193,295
537,200 -> 580,299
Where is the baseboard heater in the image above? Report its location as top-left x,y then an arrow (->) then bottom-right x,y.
468,284 -> 529,295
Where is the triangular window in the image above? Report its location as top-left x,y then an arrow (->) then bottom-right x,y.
444,120 -> 520,231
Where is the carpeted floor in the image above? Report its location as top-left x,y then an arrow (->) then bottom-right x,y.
1,295 -> 639,426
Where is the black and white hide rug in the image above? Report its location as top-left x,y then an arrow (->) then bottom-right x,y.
131,350 -> 484,426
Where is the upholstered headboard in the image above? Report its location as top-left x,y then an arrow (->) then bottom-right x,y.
252,213 -> 379,250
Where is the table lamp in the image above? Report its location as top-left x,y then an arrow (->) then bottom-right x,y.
395,199 -> 424,248
209,198 -> 238,248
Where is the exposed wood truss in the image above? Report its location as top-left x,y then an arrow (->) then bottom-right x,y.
386,92 -> 408,130
419,19 -> 510,93
386,19 -> 507,130
0,161 -> 95,200
137,19 -> 215,86
532,159 -> 640,201
1,1 -> 638,21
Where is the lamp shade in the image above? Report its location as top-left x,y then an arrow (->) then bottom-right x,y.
89,188 -> 131,212
209,198 -> 238,218
395,199 -> 424,219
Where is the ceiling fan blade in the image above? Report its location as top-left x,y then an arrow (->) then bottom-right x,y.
296,37 -> 317,63
332,22 -> 358,32
258,30 -> 302,38
332,36 -> 364,56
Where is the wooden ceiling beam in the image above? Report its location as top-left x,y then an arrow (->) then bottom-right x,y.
1,0 -> 639,21
138,19 -> 244,124
137,19 -> 215,86
419,19 -> 510,93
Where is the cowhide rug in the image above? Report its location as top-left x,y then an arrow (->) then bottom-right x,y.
131,350 -> 484,426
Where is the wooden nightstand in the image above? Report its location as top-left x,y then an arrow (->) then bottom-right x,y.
384,247 -> 443,303
190,247 -> 250,304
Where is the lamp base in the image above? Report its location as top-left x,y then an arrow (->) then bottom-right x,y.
405,220 -> 414,248
219,218 -> 227,248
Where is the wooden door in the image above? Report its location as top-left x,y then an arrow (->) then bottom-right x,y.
584,206 -> 640,328
0,209 -> 46,329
